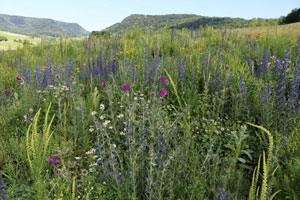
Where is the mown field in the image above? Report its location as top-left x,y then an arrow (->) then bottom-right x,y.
0,30 -> 41,51
0,23 -> 300,200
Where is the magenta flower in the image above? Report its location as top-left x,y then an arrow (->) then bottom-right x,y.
48,156 -> 57,164
101,82 -> 106,87
160,76 -> 167,83
225,65 -> 230,69
29,108 -> 33,113
123,83 -> 130,91
30,117 -> 34,122
5,89 -> 10,95
160,89 -> 167,97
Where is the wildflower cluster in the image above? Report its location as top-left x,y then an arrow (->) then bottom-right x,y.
0,176 -> 7,200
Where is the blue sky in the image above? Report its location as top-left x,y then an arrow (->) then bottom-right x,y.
0,0 -> 298,31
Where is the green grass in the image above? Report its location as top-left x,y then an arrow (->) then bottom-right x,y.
0,30 -> 41,50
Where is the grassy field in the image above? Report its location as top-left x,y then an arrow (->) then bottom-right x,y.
0,30 -> 41,50
0,23 -> 300,200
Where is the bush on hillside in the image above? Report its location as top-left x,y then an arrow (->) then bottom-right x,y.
0,36 -> 8,42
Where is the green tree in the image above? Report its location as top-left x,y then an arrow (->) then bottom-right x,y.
281,8 -> 300,24
0,36 -> 8,42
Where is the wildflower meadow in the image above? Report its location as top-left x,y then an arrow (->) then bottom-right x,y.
0,25 -> 300,199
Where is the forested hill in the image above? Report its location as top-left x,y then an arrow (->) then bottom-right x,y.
104,14 -> 276,33
0,13 -> 89,37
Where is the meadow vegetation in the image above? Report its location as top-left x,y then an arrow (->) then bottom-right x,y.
0,23 -> 300,199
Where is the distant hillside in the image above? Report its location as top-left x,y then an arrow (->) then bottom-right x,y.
104,14 -> 248,33
0,30 -> 41,50
0,13 -> 89,37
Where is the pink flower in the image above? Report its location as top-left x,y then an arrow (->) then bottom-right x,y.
24,115 -> 28,122
48,156 -> 57,164
5,89 -> 10,95
101,82 -> 106,87
123,83 -> 130,91
225,65 -> 230,69
160,76 -> 167,83
30,117 -> 34,122
29,108 -> 34,113
160,89 -> 167,97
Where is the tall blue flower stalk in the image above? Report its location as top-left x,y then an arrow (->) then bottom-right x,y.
263,49 -> 269,74
287,58 -> 300,112
260,86 -> 273,104
273,58 -> 282,75
64,60 -> 74,86
239,74 -> 246,98
178,61 -> 185,85
0,176 -> 7,200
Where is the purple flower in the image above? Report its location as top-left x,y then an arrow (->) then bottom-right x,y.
16,76 -> 22,81
4,89 -> 10,95
48,156 -> 57,164
160,89 -> 167,97
101,82 -> 106,87
225,64 -> 230,69
123,83 -> 130,91
24,115 -> 28,122
29,108 -> 34,113
160,76 -> 167,83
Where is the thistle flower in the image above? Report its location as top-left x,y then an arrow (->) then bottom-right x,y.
160,89 -> 167,97
160,76 -> 167,83
101,82 -> 106,87
4,89 -> 10,95
48,156 -> 57,164
123,83 -> 130,91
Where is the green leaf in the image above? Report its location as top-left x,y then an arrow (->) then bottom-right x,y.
238,157 -> 246,163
